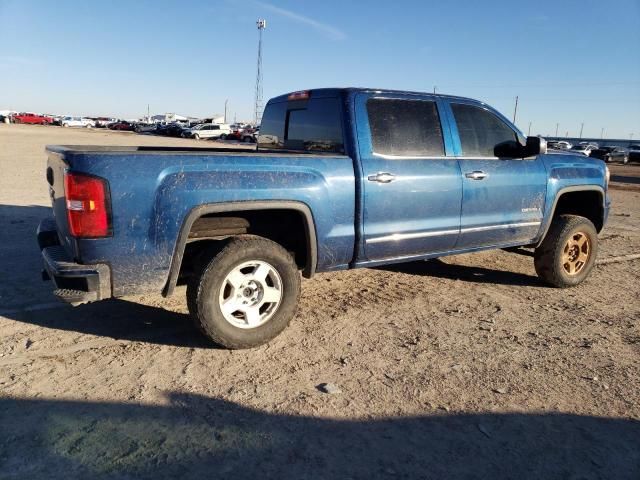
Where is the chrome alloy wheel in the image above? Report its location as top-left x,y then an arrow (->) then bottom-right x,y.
562,232 -> 591,275
218,260 -> 283,329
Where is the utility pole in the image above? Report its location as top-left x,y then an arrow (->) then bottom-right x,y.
224,99 -> 228,124
512,96 -> 519,123
147,104 -> 150,122
601,127 -> 604,140
254,19 -> 267,126
433,85 -> 437,94
528,121 -> 532,136
555,123 -> 559,137
565,130 -> 569,138
579,122 -> 584,139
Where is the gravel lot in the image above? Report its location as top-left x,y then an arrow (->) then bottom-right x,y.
1,124 -> 639,479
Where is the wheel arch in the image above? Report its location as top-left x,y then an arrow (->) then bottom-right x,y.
536,185 -> 606,247
162,200 -> 318,297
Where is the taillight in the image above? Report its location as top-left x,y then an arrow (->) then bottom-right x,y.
64,172 -> 112,238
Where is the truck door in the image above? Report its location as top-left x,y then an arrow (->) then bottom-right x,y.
444,100 -> 547,249
355,92 -> 463,262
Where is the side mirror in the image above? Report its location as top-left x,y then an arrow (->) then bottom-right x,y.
494,140 -> 521,158
525,136 -> 547,157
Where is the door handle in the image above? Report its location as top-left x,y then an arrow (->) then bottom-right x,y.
367,172 -> 396,183
465,171 -> 488,180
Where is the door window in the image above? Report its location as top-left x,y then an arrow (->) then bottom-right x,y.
366,98 -> 444,157
450,103 -> 517,157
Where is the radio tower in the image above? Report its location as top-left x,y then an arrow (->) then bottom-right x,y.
254,19 -> 266,125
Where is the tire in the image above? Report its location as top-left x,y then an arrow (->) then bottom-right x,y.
63,123 -> 69,128
220,134 -> 227,140
623,155 -> 629,165
187,235 -> 301,349
534,215 -> 598,288
194,133 -> 200,140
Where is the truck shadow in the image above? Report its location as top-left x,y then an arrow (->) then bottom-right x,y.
377,258 -> 543,287
6,299 -> 214,349
1,393 -> 638,479
611,174 -> 640,185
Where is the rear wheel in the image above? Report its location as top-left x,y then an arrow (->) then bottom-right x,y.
220,134 -> 227,140
534,215 -> 598,287
187,235 -> 301,349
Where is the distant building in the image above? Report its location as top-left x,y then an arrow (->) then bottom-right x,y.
151,113 -> 189,123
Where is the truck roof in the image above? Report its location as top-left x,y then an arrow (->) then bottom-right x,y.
268,87 -> 481,104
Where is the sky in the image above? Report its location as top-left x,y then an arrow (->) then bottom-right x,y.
0,0 -> 639,138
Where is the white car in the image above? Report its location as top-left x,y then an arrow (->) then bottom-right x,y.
61,116 -> 95,128
183,123 -> 231,140
569,144 -> 597,156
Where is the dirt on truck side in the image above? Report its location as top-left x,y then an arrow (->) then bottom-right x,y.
0,124 -> 639,479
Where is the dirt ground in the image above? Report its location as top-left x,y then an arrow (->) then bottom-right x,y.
0,124 -> 639,479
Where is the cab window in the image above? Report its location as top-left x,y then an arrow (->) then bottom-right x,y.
366,98 -> 444,157
451,103 -> 518,157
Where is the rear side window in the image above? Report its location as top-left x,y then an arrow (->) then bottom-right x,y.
366,98 -> 444,157
451,103 -> 517,157
258,97 -> 344,153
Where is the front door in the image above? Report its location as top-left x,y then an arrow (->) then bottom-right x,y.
445,101 -> 547,249
355,93 -> 463,262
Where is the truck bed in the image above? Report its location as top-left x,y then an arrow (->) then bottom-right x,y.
46,145 -> 348,157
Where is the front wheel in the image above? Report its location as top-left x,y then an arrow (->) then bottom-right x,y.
194,133 -> 200,140
534,215 -> 598,287
219,134 -> 227,140
187,235 -> 301,349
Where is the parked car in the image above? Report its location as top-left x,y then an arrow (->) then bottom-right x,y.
628,144 -> 640,163
37,87 -> 610,349
108,121 -> 135,131
547,140 -> 572,150
93,117 -> 115,128
11,112 -> 54,125
155,123 -> 188,137
134,123 -> 158,133
569,144 -> 597,156
61,116 -> 95,128
241,127 -> 259,143
182,123 -> 231,140
591,146 -> 629,164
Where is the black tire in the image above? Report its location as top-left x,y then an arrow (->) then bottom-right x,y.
534,215 -> 598,288
220,134 -> 227,140
187,235 -> 301,349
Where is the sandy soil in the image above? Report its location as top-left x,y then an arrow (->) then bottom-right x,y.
0,124 -> 638,479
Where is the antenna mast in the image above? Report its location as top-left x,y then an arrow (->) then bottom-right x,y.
254,19 -> 266,125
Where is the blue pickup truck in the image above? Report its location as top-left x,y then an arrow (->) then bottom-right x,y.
38,88 -> 611,348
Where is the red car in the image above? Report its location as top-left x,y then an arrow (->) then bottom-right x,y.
11,112 -> 54,125
108,121 -> 135,131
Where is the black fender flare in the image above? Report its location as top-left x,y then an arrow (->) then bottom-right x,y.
535,185 -> 606,247
162,200 -> 318,297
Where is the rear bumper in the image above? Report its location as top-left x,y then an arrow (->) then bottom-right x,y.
38,217 -> 111,305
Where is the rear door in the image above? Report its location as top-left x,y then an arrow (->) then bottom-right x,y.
444,100 -> 547,249
355,92 -> 462,261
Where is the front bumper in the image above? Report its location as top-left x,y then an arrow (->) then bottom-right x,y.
37,217 -> 111,305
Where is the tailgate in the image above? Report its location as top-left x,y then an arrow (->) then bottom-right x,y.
45,150 -> 76,257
